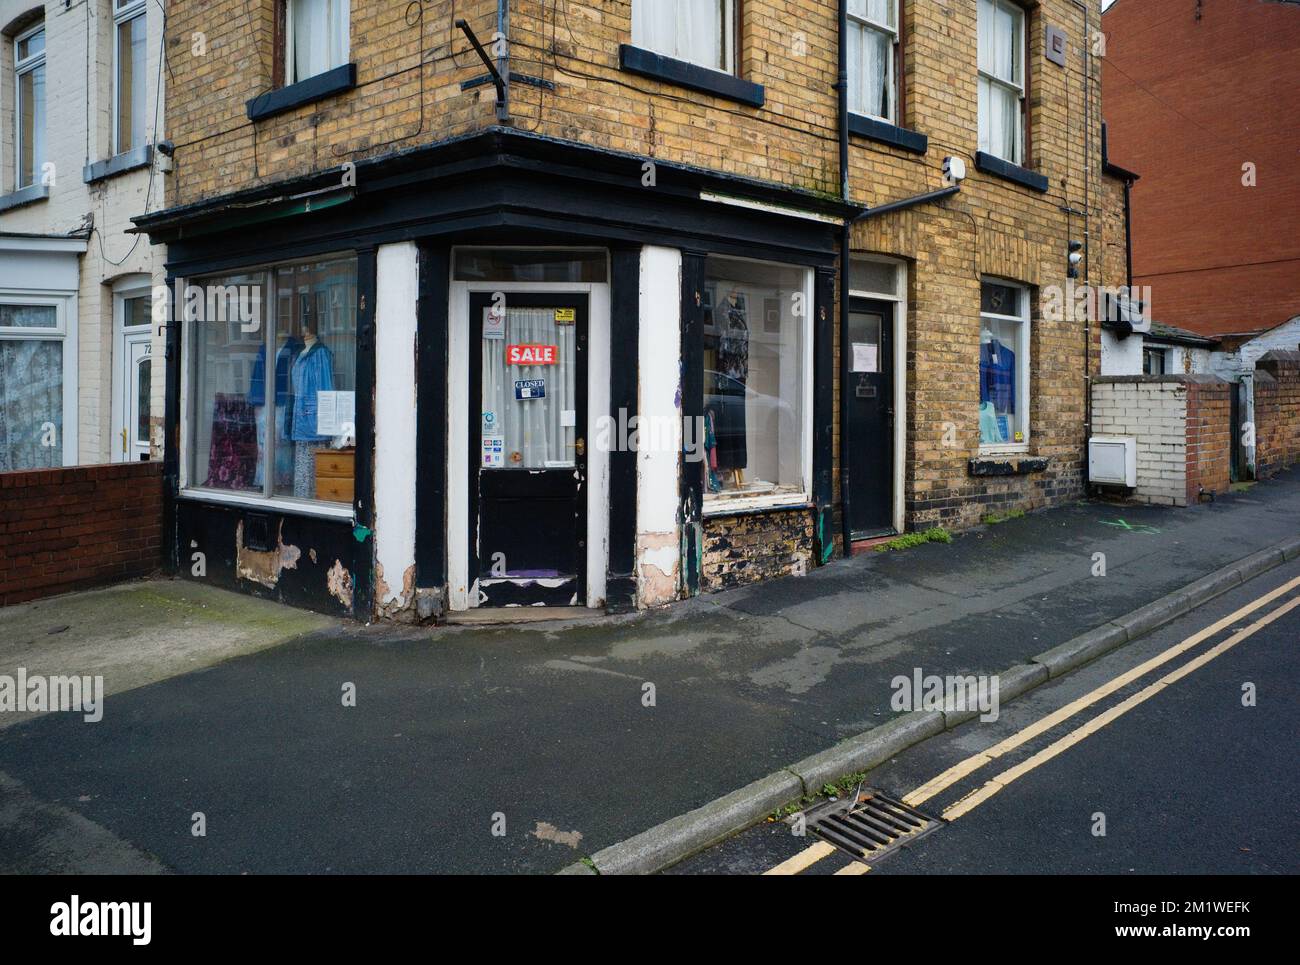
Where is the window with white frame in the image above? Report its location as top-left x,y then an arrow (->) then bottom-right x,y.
702,256 -> 811,506
14,22 -> 45,189
633,0 -> 734,73
0,298 -> 70,470
847,0 -> 898,122
978,0 -> 1025,164
978,280 -> 1029,447
114,0 -> 147,155
286,0 -> 350,85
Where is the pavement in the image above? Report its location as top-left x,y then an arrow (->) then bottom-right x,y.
1,469 -> 1298,874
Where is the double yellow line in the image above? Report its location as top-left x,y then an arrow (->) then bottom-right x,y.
764,575 -> 1300,875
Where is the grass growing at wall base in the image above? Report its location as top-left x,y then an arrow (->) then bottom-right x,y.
874,528 -> 953,552
981,508 -> 1026,525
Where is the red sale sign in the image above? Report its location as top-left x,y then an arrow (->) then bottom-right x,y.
506,344 -> 557,365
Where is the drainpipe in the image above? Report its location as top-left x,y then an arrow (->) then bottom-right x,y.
1123,178 -> 1133,289
496,0 -> 510,123
1073,0 -> 1093,486
837,0 -> 853,556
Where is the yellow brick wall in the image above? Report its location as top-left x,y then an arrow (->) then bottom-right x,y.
165,0 -> 1118,533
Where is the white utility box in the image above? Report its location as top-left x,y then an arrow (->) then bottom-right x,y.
1089,436 -> 1137,487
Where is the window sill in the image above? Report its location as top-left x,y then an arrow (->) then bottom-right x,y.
848,113 -> 928,154
0,183 -> 50,213
703,493 -> 812,518
178,487 -> 355,520
974,151 -> 1049,193
969,454 -> 1048,477
618,45 -> 764,108
246,63 -> 357,121
83,144 -> 153,184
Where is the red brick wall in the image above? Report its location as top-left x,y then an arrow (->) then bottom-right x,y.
1102,0 -> 1300,336
1255,353 -> 1300,478
0,463 -> 164,606
1184,380 -> 1231,504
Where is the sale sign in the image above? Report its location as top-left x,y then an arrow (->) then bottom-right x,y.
506,344 -> 557,365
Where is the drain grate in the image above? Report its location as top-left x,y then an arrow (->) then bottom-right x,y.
806,788 -> 941,864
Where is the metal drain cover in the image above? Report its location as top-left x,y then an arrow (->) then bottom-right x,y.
806,788 -> 941,863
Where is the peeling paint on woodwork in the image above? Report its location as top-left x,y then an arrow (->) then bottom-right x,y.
636,532 -> 679,607
352,524 -> 372,542
234,520 -> 302,588
309,548 -> 318,563
327,559 -> 354,607
374,562 -> 416,620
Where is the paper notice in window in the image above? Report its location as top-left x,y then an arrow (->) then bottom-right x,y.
316,390 -> 355,436
852,342 -> 879,373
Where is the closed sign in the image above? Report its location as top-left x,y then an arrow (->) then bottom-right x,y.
515,379 -> 546,400
506,344 -> 557,365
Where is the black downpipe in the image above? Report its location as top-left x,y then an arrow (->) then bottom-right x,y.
838,0 -> 853,557
1123,179 -> 1134,289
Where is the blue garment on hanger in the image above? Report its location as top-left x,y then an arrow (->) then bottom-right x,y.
249,337 -> 302,407
289,340 -> 336,442
980,338 -> 1016,414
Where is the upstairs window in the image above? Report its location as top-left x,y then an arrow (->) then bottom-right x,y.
978,0 -> 1025,164
114,0 -> 148,154
286,0 -> 350,84
847,0 -> 898,122
634,0 -> 734,73
14,23 -> 45,189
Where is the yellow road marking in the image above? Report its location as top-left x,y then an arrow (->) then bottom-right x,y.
833,860 -> 872,875
763,840 -> 837,875
942,594 -> 1300,820
904,575 -> 1300,807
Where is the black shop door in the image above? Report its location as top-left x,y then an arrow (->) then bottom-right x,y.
846,298 -> 895,539
468,292 -> 588,606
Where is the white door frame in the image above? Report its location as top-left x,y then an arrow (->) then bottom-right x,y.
111,278 -> 154,462
448,278 -> 611,611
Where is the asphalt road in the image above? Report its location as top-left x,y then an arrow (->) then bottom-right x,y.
671,558 -> 1300,875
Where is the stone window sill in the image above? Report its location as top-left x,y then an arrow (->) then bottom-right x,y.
84,144 -> 153,184
0,183 -> 49,213
246,63 -> 357,121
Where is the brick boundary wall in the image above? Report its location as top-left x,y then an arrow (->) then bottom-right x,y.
1254,351 -> 1300,479
1092,375 -> 1232,507
1184,380 -> 1232,504
0,462 -> 164,606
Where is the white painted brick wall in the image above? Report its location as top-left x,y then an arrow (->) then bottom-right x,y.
0,0 -> 167,464
1092,380 -> 1190,505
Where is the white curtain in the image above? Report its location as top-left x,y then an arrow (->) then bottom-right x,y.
634,0 -> 724,71
0,339 -> 62,471
482,307 -> 576,469
293,0 -> 349,81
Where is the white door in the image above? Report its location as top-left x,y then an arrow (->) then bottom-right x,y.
113,289 -> 153,462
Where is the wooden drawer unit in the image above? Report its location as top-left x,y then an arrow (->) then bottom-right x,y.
315,447 -> 355,503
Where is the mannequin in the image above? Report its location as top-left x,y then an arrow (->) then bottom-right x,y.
250,327 -> 302,489
289,323 -> 335,498
714,290 -> 750,485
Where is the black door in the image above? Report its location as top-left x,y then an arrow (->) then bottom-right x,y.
468,292 -> 587,606
846,298 -> 894,538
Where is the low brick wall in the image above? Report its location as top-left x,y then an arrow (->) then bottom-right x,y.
1092,375 -> 1232,506
702,507 -> 814,591
0,462 -> 164,606
1254,351 -> 1300,478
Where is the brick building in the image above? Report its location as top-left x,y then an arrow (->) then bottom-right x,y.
133,0 -> 1117,620
0,0 -> 168,471
1102,0 -> 1300,338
